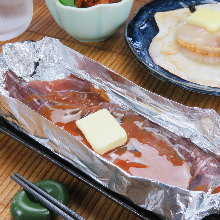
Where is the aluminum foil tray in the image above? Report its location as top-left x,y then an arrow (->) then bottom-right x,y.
1,38 -> 220,220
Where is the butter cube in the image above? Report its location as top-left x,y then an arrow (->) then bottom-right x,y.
187,8 -> 220,32
76,109 -> 127,155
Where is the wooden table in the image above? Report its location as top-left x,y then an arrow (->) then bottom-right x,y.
0,0 -> 220,219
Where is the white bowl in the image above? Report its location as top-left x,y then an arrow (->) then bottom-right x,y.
45,0 -> 134,42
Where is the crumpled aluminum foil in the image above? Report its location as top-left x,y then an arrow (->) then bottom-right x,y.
0,37 -> 220,220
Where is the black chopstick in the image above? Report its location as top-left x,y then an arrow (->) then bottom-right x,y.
178,0 -> 196,13
11,173 -> 85,220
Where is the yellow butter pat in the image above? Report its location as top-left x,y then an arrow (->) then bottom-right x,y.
76,109 -> 127,155
187,8 -> 220,32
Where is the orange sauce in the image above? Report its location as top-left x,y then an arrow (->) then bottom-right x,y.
104,114 -> 191,188
212,186 -> 220,194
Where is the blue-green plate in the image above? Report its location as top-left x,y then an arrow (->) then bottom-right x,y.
125,0 -> 220,95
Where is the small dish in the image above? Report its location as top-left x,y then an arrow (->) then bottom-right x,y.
124,0 -> 220,96
45,0 -> 134,42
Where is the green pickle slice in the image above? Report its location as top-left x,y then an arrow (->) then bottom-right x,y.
59,0 -> 76,7
11,180 -> 70,220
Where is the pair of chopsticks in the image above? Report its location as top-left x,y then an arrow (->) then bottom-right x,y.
11,173 -> 85,220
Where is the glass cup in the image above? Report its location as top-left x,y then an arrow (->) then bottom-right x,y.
0,0 -> 33,41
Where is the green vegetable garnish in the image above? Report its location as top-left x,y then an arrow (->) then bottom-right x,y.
59,0 -> 76,7
11,180 -> 70,220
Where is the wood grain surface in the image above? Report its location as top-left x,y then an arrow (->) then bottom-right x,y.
0,0 -> 220,219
